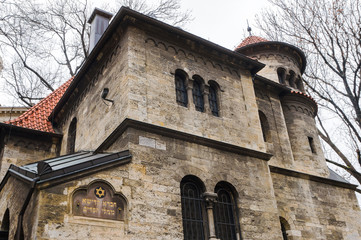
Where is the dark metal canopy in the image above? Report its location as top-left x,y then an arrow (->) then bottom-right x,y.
6,150 -> 131,184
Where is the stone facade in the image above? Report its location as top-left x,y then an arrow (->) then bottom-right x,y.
0,7 -> 360,240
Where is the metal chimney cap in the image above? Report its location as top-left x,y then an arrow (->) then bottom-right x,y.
88,8 -> 113,24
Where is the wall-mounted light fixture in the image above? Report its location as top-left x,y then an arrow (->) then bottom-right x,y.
101,88 -> 114,104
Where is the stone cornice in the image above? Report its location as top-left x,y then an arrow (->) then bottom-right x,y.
95,118 -> 273,161
269,165 -> 357,191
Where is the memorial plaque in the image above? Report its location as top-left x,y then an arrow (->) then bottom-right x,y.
72,182 -> 126,221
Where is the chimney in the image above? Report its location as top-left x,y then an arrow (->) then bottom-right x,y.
88,8 -> 113,52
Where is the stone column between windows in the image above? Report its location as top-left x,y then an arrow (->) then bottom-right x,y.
203,192 -> 219,240
187,79 -> 195,110
203,85 -> 210,114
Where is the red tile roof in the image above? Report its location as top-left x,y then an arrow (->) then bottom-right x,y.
6,77 -> 73,133
235,36 -> 268,49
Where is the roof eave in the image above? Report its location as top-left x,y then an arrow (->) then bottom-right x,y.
0,122 -> 62,138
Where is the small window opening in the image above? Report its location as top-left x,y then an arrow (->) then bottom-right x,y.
308,136 -> 316,153
259,111 -> 271,142
296,76 -> 304,91
280,217 -> 290,240
175,70 -> 188,107
0,209 -> 9,240
277,68 -> 286,84
67,118 -> 77,154
192,77 -> 204,112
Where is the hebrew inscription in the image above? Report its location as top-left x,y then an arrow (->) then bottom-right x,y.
72,182 -> 126,221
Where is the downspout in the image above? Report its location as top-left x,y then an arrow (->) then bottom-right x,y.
15,177 -> 39,240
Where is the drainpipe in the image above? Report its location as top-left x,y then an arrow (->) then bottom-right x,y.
15,177 -> 39,240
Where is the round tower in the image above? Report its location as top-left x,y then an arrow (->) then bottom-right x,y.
236,36 -> 329,177
235,36 -> 306,92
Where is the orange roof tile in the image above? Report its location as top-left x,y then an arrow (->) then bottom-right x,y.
235,36 -> 268,49
6,77 -> 73,133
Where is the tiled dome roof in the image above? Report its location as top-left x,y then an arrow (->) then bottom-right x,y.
6,77 -> 73,133
235,36 -> 268,49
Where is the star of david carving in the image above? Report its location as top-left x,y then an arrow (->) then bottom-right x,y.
94,186 -> 106,198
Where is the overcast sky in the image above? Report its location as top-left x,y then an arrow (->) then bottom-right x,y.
0,0 -> 271,106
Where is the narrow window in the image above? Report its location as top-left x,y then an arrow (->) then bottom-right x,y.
308,136 -> 316,153
67,118 -> 77,154
277,68 -> 286,84
208,83 -> 219,117
0,209 -> 9,240
175,70 -> 188,107
280,217 -> 290,240
296,76 -> 304,91
259,111 -> 271,142
288,71 -> 296,88
214,183 -> 239,240
181,177 -> 207,240
192,77 -> 204,112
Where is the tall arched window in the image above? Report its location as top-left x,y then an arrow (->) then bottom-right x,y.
192,76 -> 204,112
0,209 -> 9,240
214,183 -> 239,240
208,81 -> 219,117
175,70 -> 188,107
259,111 -> 271,142
67,117 -> 77,154
181,176 -> 207,240
277,68 -> 286,84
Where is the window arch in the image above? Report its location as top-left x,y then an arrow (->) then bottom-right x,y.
280,217 -> 290,240
277,68 -> 286,84
67,117 -> 77,154
214,182 -> 239,240
192,76 -> 204,112
0,209 -> 9,240
181,176 -> 207,240
175,70 -> 188,107
259,111 -> 271,142
208,81 -> 220,117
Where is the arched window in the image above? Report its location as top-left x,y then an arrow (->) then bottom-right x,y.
279,217 -> 290,240
288,71 -> 296,88
67,118 -> 77,154
0,209 -> 9,240
214,183 -> 239,240
296,76 -> 304,91
175,70 -> 188,107
181,176 -> 207,240
277,68 -> 286,84
259,111 -> 271,142
208,81 -> 219,117
192,76 -> 204,112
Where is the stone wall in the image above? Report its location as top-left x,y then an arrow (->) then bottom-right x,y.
59,25 -> 266,155
272,172 -> 361,240
0,134 -> 58,180
28,128 -> 283,239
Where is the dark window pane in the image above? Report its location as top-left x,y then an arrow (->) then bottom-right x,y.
208,85 -> 219,116
175,74 -> 188,107
181,181 -> 205,240
192,81 -> 204,112
67,118 -> 77,154
214,189 -> 237,240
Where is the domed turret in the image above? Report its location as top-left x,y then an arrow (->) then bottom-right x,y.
235,37 -> 306,92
